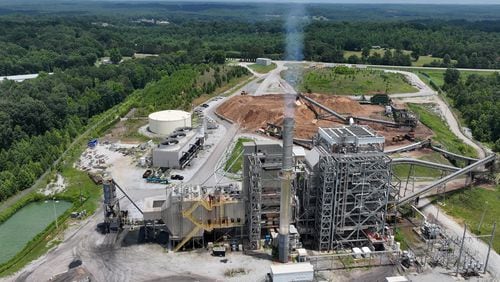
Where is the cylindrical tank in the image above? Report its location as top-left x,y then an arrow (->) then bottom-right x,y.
148,110 -> 192,135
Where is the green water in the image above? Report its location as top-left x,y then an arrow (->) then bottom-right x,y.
0,200 -> 72,264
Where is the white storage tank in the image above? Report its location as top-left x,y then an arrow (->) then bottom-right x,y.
148,110 -> 191,135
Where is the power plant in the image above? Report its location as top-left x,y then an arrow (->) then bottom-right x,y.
97,92 -> 496,281
111,102 -> 402,260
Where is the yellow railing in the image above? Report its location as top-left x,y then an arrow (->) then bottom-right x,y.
174,197 -> 243,251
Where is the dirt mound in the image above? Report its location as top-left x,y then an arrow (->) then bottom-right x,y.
216,93 -> 433,142
305,93 -> 363,115
216,94 -> 342,139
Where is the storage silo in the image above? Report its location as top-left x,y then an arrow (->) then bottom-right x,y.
148,110 -> 192,135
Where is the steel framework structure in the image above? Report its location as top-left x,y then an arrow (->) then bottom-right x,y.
248,154 -> 263,250
312,148 -> 398,251
245,148 -> 287,250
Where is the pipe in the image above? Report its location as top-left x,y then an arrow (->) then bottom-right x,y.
279,117 -> 294,263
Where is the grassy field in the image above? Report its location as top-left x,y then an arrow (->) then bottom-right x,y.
247,63 -> 277,74
417,69 -> 497,89
343,48 -> 411,58
436,186 -> 500,253
298,67 -> 418,95
224,138 -> 252,173
408,103 -> 477,158
343,49 -> 446,67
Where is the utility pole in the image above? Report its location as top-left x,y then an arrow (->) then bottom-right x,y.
484,222 -> 496,274
456,224 -> 467,277
52,197 -> 59,230
477,201 -> 488,233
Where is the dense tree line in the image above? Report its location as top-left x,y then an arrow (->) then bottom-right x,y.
443,69 -> 500,151
304,21 -> 499,68
1,16 -> 499,76
0,48 -> 248,200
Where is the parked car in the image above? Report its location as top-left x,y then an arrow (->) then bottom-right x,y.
170,174 -> 184,180
201,103 -> 210,108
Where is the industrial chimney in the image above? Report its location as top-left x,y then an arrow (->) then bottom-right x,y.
279,110 -> 295,263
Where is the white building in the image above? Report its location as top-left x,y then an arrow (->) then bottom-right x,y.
256,58 -> 272,66
270,263 -> 314,282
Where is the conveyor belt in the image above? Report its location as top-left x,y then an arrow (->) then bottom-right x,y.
298,93 -> 347,122
385,140 -> 431,154
430,145 -> 479,162
352,116 -> 399,127
397,154 -> 495,206
391,158 -> 460,172
113,180 -> 143,214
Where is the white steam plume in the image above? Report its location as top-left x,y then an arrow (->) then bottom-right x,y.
283,4 -> 306,119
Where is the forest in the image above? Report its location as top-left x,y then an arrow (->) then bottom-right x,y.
0,51 -> 248,201
443,69 -> 500,151
1,14 -> 500,76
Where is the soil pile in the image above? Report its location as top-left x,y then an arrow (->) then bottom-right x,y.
216,93 -> 432,142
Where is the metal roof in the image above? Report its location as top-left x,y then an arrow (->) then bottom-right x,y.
149,110 -> 191,122
270,263 -> 314,275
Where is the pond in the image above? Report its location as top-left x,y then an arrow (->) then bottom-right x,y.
0,200 -> 72,264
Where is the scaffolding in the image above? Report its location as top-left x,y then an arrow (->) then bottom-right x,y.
248,154 -> 263,250
302,126 -> 400,251
244,141 -> 292,250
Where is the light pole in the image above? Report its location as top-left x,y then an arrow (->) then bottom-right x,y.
53,197 -> 59,230
477,201 -> 488,233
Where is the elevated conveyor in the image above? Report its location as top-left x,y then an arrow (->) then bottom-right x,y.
430,145 -> 479,163
298,93 -> 347,122
298,93 -> 400,127
385,140 -> 431,154
391,158 -> 460,172
397,154 -> 496,206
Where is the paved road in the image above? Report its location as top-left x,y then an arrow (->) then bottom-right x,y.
397,95 -> 485,159
239,61 -> 296,96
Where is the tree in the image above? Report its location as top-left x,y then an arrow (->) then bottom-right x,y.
347,55 -> 360,64
411,43 -> 422,61
109,48 -> 122,64
382,50 -> 393,65
361,47 -> 370,59
457,54 -> 469,68
444,68 -> 460,86
210,51 -> 226,64
443,54 -> 451,67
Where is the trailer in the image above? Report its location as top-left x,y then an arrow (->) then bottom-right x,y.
269,263 -> 314,282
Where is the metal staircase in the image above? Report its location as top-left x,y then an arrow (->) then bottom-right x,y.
173,197 -> 242,251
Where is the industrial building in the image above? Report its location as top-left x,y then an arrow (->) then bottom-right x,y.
152,126 -> 204,169
243,124 -> 399,253
298,126 -> 399,251
256,58 -> 272,66
145,123 -> 399,254
148,110 -> 192,136
141,184 -> 245,251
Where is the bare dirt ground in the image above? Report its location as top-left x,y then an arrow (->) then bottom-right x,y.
216,93 -> 432,143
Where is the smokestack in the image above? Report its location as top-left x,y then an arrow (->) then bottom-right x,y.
279,115 -> 295,263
